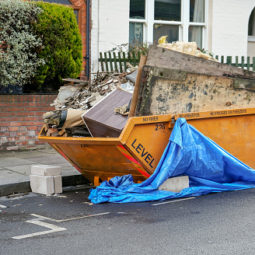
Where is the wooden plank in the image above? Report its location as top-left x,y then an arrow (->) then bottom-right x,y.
62,78 -> 88,85
247,57 -> 250,71
129,55 -> 147,117
99,52 -> 104,72
146,45 -> 255,79
118,52 -> 123,73
108,52 -> 114,72
132,51 -> 137,66
226,56 -> 232,65
220,55 -> 224,64
113,52 -> 118,72
235,56 -> 239,67
122,52 -> 127,71
104,52 -> 109,72
137,52 -> 141,66
241,56 -> 245,69
127,52 -> 131,65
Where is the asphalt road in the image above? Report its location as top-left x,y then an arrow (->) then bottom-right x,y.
1,187 -> 255,255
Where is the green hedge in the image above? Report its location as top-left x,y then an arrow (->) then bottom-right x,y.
33,1 -> 82,90
0,0 -> 43,87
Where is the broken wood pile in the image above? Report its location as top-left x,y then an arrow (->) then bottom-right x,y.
42,71 -> 136,137
51,72 -> 130,111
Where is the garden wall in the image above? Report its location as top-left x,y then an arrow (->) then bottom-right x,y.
0,95 -> 56,151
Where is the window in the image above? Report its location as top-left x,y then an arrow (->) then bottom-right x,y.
189,26 -> 203,48
189,0 -> 205,48
249,8 -> 255,37
154,0 -> 181,21
190,0 -> 204,22
129,0 -> 207,49
130,0 -> 145,19
129,0 -> 146,47
154,24 -> 179,43
129,22 -> 144,47
153,0 -> 181,43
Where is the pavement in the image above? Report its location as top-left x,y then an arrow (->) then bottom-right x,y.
0,147 -> 89,197
2,188 -> 255,254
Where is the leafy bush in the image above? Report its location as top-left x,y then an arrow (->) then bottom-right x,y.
0,0 -> 44,87
33,1 -> 82,90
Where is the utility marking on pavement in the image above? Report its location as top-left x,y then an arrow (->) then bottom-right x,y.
12,220 -> 66,240
152,197 -> 195,206
30,212 -> 110,223
0,204 -> 7,208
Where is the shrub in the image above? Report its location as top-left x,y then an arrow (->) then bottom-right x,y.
33,1 -> 82,90
0,0 -> 44,87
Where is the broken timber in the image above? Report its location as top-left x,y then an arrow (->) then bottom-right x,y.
135,46 -> 255,116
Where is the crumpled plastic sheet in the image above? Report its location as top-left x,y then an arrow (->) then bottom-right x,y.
89,118 -> 255,204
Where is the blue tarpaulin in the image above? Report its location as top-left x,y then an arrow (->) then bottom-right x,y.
89,118 -> 255,204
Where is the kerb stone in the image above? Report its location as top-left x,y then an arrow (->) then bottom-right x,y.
30,175 -> 55,195
31,165 -> 61,176
159,176 -> 189,193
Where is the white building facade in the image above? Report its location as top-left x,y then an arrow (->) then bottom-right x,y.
91,0 -> 255,74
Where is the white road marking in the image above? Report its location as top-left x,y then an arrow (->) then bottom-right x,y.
30,212 -> 110,223
12,220 -> 66,240
0,204 -> 7,208
152,197 -> 195,206
12,212 -> 110,240
54,195 -> 67,198
82,202 -> 93,206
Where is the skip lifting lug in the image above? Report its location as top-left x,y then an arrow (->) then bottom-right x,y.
168,117 -> 176,129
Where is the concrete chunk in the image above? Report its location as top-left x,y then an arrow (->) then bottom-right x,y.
30,175 -> 55,195
53,175 -> 62,194
159,176 -> 189,193
31,165 -> 61,176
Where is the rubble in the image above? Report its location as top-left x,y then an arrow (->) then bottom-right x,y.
158,39 -> 217,61
51,72 -> 133,111
43,71 -> 136,137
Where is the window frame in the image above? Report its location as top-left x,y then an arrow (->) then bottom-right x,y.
129,0 -> 208,49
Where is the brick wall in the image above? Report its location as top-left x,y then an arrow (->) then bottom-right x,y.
0,95 -> 56,151
71,0 -> 88,77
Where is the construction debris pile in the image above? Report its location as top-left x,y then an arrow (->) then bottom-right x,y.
42,71 -> 136,137
52,72 -> 131,111
38,41 -> 255,187
42,40 -> 255,139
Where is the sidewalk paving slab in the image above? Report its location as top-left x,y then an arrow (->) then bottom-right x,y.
0,148 -> 89,197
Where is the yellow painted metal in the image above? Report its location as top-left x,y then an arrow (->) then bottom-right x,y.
175,108 -> 255,169
38,107 -> 255,184
38,114 -> 173,184
120,115 -> 172,174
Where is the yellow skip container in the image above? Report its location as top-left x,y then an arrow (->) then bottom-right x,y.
39,107 -> 255,185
